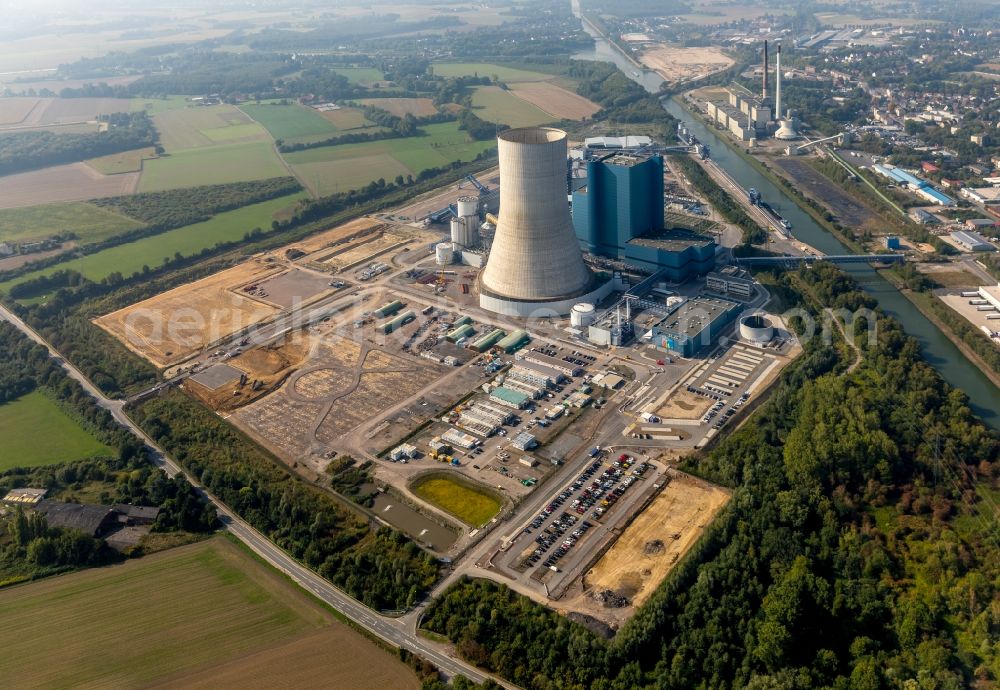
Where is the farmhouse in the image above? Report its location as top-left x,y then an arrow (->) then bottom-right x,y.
36,501 -> 118,537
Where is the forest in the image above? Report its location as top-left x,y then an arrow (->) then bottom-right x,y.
0,112 -> 157,177
421,264 -> 1000,689
129,389 -> 440,611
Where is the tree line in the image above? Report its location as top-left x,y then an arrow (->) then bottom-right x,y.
671,153 -> 769,245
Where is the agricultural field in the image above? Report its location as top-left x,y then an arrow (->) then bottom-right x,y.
411,473 -> 503,527
84,147 -> 158,175
0,391 -> 112,470
283,122 -> 494,197
356,98 -> 439,118
507,82 -> 601,120
430,62 -> 554,82
138,141 -> 288,192
239,102 -> 339,145
152,104 -> 270,151
0,163 -> 140,209
0,97 -> 43,126
0,201 -> 144,245
319,106 -> 374,130
330,67 -> 385,84
0,538 -> 419,689
0,193 -> 304,300
0,96 -> 133,133
471,86 -> 556,127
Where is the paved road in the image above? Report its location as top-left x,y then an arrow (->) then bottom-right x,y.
0,303 -> 508,687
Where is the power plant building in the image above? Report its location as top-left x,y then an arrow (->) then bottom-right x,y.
649,296 -> 741,357
572,152 -> 716,280
479,127 -> 613,316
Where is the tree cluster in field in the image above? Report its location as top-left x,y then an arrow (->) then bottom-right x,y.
670,154 -> 768,245
131,389 -> 440,611
422,263 -> 1000,689
567,61 -> 663,124
458,110 -> 508,141
276,109 -> 455,153
0,111 -> 156,177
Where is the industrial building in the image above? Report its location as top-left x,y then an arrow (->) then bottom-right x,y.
517,351 -> 582,377
872,164 -> 955,206
479,127 -> 613,316
497,329 -> 530,353
978,284 -> 1000,310
510,359 -> 565,386
705,268 -> 755,300
511,432 -> 538,451
648,296 -> 741,357
441,428 -> 480,449
571,151 -> 716,278
961,187 -> 1000,206
951,230 -> 995,252
489,386 -> 532,409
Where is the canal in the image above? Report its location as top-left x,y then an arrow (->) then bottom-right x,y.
572,10 -> 1000,426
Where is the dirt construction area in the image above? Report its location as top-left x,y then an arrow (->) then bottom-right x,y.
639,46 -> 733,83
773,157 -> 882,231
585,472 -> 729,614
231,328 -> 444,469
95,261 -> 282,368
655,387 -> 714,420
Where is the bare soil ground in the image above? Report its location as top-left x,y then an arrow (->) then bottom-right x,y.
357,98 -> 438,117
639,46 -> 733,83
507,82 -> 601,120
773,157 -> 883,231
283,216 -> 384,255
585,472 -> 729,610
38,97 -> 134,123
0,97 -> 43,125
95,261 -> 281,367
656,388 -> 713,419
246,268 -> 334,308
0,163 -> 139,209
321,229 -> 417,272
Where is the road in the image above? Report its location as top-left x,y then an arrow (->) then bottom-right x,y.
0,302 -> 509,688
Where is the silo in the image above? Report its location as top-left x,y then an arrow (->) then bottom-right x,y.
570,303 -> 596,327
450,218 -> 466,246
435,242 -> 454,265
457,195 -> 479,219
480,127 -> 593,308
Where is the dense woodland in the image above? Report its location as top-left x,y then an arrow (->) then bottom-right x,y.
130,389 -> 440,611
0,322 -> 216,584
0,112 -> 156,177
423,264 -> 1000,689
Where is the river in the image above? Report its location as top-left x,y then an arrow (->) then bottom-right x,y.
571,8 -> 1000,427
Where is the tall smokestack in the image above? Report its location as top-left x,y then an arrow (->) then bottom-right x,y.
762,40 -> 769,102
775,44 -> 782,119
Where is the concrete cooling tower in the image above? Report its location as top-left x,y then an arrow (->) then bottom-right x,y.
480,127 -> 609,316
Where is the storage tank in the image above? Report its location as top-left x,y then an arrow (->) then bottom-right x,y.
570,303 -> 596,327
457,195 -> 479,219
435,242 -> 454,265
739,314 -> 774,344
480,127 -> 593,308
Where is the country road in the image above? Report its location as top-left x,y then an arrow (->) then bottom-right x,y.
0,302 -> 509,688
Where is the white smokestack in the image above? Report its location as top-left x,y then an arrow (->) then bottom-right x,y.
776,44 -> 782,120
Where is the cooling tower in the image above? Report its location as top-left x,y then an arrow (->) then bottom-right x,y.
480,128 -> 593,306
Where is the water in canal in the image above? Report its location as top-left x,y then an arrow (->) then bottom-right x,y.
572,13 -> 1000,427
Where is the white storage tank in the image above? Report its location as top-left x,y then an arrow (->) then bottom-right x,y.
457,195 -> 479,219
739,314 -> 774,344
435,242 -> 454,265
570,302 -> 596,327
450,218 -> 467,246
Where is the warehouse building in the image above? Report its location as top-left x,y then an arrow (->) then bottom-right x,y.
441,428 -> 481,449
510,359 -> 565,386
951,230 -> 995,252
518,351 -> 583,377
489,387 -> 532,409
649,296 -> 741,357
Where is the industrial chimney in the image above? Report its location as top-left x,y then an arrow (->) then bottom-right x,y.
479,127 -> 595,314
762,40 -> 769,102
775,43 -> 782,119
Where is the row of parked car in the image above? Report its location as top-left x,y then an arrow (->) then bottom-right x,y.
711,392 -> 751,430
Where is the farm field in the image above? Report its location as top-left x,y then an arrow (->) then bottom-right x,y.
319,106 -> 374,130
331,67 -> 385,84
431,62 -> 554,82
283,122 -> 494,197
411,474 -> 503,527
470,86 -> 556,127
586,473 -> 730,609
0,538 -> 419,689
0,96 -> 133,133
239,103 -> 339,145
84,146 -> 158,175
0,163 -> 140,209
357,98 -> 439,117
0,193 -> 304,300
0,201 -> 144,245
152,104 -> 270,151
507,82 -> 601,120
0,391 -> 112,470
0,97 -> 43,125
138,141 -> 288,192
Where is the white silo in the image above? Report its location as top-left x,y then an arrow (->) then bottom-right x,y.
457,195 -> 478,219
435,242 -> 454,265
480,127 -> 594,314
570,303 -> 596,327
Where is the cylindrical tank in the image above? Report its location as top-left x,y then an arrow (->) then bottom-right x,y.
570,303 -> 596,327
450,218 -> 465,246
480,128 -> 592,302
739,314 -> 774,344
457,195 -> 478,219
450,217 -> 478,248
435,242 -> 454,265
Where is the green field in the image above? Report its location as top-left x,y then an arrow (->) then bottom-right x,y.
132,95 -> 192,115
412,474 -> 503,527
0,538 -> 418,688
240,103 -> 338,144
0,202 -> 144,245
470,86 -> 556,127
138,141 -> 289,192
331,67 -> 385,83
431,62 -> 555,82
84,147 -> 158,175
0,193 -> 304,298
0,391 -> 111,470
283,121 -> 494,196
